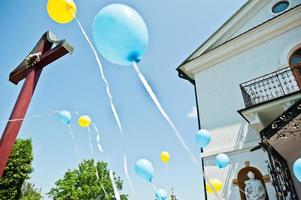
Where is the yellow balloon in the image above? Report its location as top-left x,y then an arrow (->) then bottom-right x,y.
47,0 -> 77,24
78,115 -> 91,128
160,151 -> 170,163
205,179 -> 222,194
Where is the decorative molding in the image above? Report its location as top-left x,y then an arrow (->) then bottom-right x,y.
202,140 -> 260,159
261,99 -> 301,139
209,0 -> 270,52
240,92 -> 301,119
181,6 -> 301,79
188,0 -> 269,61
280,40 -> 301,66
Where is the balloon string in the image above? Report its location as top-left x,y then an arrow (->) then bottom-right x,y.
91,121 -> 136,195
133,62 -> 223,200
92,130 -> 117,200
235,187 -> 257,200
70,9 -> 136,191
92,123 -> 104,153
87,126 -> 94,158
109,170 -> 121,200
67,124 -> 80,163
101,184 -> 109,199
119,128 -> 136,193
132,62 -> 199,165
151,182 -> 158,192
81,100 -> 135,193
164,164 -> 168,190
70,10 -> 123,134
95,165 -> 109,199
79,112 -> 135,196
71,111 -> 101,154
0,111 -> 59,124
123,154 -> 136,193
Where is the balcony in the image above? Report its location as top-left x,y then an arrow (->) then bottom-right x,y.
240,63 -> 301,108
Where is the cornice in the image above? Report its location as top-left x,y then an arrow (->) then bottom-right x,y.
181,6 -> 301,79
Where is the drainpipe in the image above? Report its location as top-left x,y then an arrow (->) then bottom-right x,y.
177,67 -> 208,200
194,86 -> 208,200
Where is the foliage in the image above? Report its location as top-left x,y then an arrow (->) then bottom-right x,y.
0,139 -> 33,200
21,182 -> 42,200
48,159 -> 128,200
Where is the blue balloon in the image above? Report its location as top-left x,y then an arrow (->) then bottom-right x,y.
293,158 -> 301,182
93,4 -> 149,66
215,153 -> 230,169
135,159 -> 154,182
156,189 -> 167,200
58,110 -> 72,125
195,129 -> 211,148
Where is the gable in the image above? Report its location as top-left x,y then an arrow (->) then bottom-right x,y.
212,0 -> 301,50
183,0 -> 301,63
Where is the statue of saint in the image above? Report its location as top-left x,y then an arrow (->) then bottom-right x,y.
244,171 -> 266,200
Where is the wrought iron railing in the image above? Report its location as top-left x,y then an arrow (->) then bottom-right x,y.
240,64 -> 301,108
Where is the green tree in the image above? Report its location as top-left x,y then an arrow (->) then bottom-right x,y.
48,160 -> 128,200
0,139 -> 33,200
21,182 -> 42,200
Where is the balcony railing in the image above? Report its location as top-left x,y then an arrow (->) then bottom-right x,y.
240,63 -> 301,108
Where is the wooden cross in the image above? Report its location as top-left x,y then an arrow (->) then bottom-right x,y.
0,31 -> 73,177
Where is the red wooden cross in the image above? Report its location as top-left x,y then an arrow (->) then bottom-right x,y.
0,31 -> 73,177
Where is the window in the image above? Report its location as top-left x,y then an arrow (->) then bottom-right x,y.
289,48 -> 301,65
272,1 -> 289,13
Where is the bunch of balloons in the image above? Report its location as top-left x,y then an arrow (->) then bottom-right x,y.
49,0 -> 226,198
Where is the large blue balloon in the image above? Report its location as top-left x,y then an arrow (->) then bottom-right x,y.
93,4 -> 149,66
215,153 -> 230,169
58,110 -> 72,125
195,129 -> 211,148
156,189 -> 167,200
293,158 -> 301,182
135,159 -> 154,182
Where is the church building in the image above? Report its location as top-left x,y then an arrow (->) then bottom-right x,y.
177,0 -> 301,199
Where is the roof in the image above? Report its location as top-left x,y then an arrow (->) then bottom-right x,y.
177,0 -> 301,84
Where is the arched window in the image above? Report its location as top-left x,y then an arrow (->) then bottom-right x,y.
289,48 -> 301,65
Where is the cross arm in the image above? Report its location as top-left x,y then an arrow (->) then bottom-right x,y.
9,31 -> 74,85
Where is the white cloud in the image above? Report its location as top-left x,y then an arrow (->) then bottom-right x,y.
187,106 -> 198,118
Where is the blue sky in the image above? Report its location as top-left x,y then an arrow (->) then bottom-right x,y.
0,0 -> 246,199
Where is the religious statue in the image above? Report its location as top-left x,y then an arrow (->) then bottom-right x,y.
244,171 -> 266,200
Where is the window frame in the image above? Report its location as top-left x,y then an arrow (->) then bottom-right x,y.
289,47 -> 301,66
271,1 -> 290,15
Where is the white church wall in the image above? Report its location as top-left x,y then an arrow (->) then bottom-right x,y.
202,123 -> 261,158
232,0 -> 301,38
194,25 -> 301,131
194,23 -> 301,200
